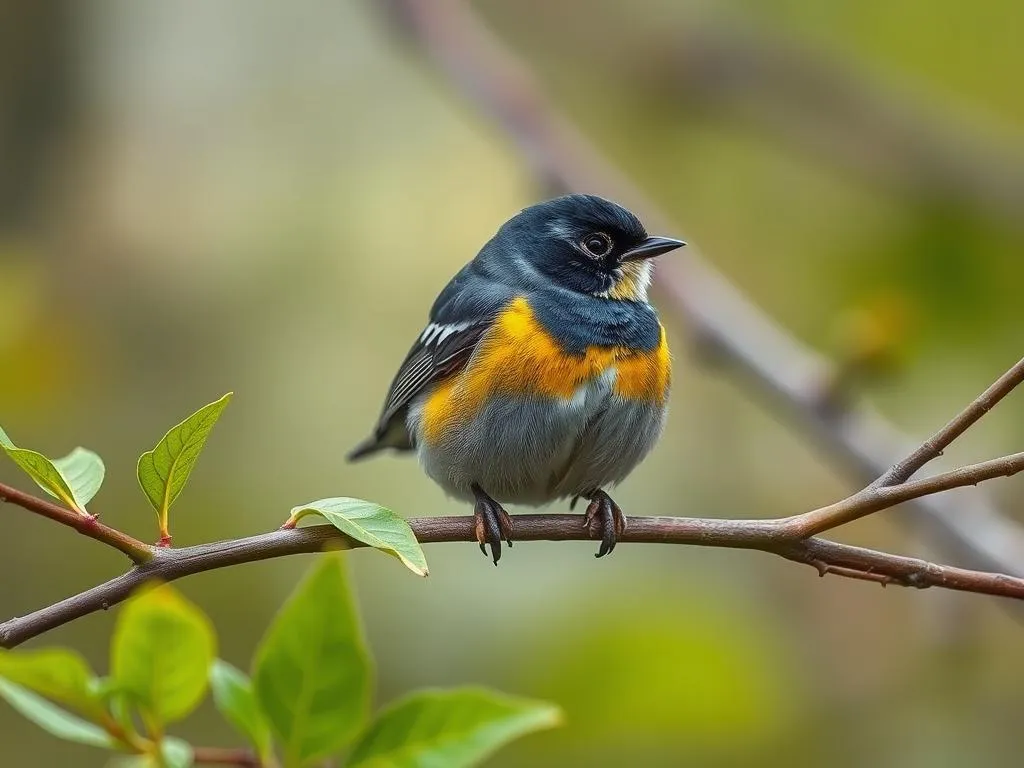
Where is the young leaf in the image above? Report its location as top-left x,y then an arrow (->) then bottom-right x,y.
286,498 -> 428,577
53,448 -> 106,508
252,556 -> 371,767
348,688 -> 561,768
111,584 -> 216,727
0,427 -> 104,514
0,678 -> 115,749
209,660 -> 273,762
99,681 -> 147,750
136,393 -> 232,539
0,648 -> 106,721
159,736 -> 194,768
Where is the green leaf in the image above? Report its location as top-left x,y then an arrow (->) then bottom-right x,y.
0,678 -> 115,749
252,556 -> 371,767
136,393 -> 232,537
287,498 -> 428,577
106,739 -> 193,768
53,448 -> 106,507
92,677 -> 143,741
348,688 -> 561,768
111,584 -> 216,727
0,648 -> 106,721
0,426 -> 104,514
209,660 -> 273,762
159,737 -> 194,768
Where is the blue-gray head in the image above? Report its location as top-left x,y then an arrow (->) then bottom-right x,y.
490,194 -> 684,299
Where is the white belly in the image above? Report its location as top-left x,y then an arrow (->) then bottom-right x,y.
409,369 -> 666,505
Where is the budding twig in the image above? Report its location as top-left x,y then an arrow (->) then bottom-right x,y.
0,483 -> 152,564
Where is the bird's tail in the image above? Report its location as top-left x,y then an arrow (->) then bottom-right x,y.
346,436 -> 381,462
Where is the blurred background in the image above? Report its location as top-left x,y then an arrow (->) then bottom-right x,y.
3,0 -> 1024,765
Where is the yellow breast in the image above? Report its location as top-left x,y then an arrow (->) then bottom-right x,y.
421,297 -> 670,443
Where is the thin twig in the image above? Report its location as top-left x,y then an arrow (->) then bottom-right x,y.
0,483 -> 152,564
381,0 -> 1024,586
873,356 -> 1024,487
787,451 -> 1024,537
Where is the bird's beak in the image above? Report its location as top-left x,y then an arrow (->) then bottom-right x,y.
619,236 -> 686,262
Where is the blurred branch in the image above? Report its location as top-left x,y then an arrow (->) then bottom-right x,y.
0,1 -> 76,230
0,482 -> 152,563
650,23 -> 1024,232
381,0 -> 1024,591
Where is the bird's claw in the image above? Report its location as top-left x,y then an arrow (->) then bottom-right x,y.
583,490 -> 626,558
472,484 -> 514,565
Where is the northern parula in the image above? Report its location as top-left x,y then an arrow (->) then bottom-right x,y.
350,195 -> 684,563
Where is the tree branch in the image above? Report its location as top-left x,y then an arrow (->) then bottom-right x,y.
648,22 -> 1024,234
1,353 -> 1023,645
0,483 -> 152,564
5,490 -> 1024,651
873,356 -> 1024,487
787,451 -> 1024,537
380,0 -> 1024,591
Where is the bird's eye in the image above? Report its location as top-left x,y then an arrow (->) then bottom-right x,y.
581,232 -> 613,258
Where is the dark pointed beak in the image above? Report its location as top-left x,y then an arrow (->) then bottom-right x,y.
619,236 -> 686,262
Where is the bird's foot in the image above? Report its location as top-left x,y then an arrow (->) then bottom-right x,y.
471,483 -> 514,565
582,490 -> 626,558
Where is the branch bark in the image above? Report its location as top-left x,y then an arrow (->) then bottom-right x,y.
3,437 -> 1024,648
4,505 -> 1024,651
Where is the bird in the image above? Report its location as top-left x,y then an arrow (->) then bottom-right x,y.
349,194 -> 684,564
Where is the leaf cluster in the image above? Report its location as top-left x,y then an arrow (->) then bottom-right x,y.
0,396 -> 559,765
0,558 -> 558,767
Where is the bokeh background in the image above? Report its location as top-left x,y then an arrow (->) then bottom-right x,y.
3,1 -> 1024,765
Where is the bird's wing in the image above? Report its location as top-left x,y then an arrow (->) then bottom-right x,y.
348,269 -> 511,460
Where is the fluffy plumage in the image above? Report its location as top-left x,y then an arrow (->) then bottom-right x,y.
349,194 -> 684,561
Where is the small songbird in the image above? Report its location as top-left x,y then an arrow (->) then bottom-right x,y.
349,195 -> 684,563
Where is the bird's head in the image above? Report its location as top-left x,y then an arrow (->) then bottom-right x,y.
496,194 -> 684,300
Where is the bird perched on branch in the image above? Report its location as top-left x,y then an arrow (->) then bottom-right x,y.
350,195 -> 683,563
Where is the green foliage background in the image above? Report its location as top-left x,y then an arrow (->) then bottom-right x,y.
2,0 -> 1024,765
